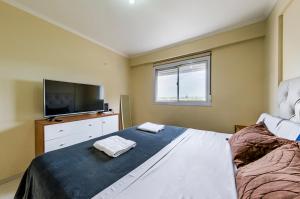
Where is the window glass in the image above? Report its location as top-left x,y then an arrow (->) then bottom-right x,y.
154,54 -> 211,106
179,62 -> 207,101
156,67 -> 177,102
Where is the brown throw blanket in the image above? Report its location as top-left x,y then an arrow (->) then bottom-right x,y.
229,123 -> 292,168
236,142 -> 300,199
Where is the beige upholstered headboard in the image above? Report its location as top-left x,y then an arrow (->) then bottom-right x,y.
278,77 -> 300,121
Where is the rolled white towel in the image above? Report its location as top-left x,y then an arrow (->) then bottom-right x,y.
93,136 -> 136,157
137,122 -> 165,133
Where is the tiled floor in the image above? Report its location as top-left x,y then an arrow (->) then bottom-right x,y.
0,178 -> 20,199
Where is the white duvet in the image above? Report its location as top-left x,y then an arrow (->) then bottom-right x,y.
93,129 -> 237,199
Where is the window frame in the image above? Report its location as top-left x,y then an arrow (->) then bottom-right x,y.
153,54 -> 211,106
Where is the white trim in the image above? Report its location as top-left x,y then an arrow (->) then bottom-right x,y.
154,101 -> 212,107
2,0 -> 128,58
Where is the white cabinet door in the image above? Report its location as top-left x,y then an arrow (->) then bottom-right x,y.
45,135 -> 78,152
44,128 -> 101,152
44,123 -> 72,141
102,115 -> 119,136
74,118 -> 102,137
75,129 -> 100,143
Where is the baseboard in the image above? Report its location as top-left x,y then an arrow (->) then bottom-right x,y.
0,173 -> 23,185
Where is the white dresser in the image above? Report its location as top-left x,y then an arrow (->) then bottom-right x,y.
35,114 -> 119,155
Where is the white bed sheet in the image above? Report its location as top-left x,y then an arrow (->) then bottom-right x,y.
93,129 -> 237,199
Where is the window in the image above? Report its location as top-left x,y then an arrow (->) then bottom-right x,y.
154,53 -> 211,106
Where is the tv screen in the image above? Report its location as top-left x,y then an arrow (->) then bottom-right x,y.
44,79 -> 104,117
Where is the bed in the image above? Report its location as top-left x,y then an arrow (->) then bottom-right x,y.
15,126 -> 237,199
15,77 -> 300,199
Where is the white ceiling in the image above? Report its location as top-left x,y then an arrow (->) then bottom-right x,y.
4,0 -> 277,57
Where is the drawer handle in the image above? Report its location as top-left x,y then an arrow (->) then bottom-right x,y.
88,124 -> 92,127
58,130 -> 64,132
89,136 -> 92,138
102,121 -> 106,124
59,144 -> 65,147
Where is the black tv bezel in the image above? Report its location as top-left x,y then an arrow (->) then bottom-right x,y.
43,79 -> 104,118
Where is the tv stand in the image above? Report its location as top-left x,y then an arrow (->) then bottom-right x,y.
35,113 -> 119,155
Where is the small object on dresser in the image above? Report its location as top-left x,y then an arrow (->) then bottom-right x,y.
234,125 -> 247,133
104,103 -> 109,111
103,111 -> 114,114
47,116 -> 63,122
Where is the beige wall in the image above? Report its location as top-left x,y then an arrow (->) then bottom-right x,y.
264,0 -> 299,115
130,37 -> 265,133
130,22 -> 265,67
283,0 -> 300,80
0,2 -> 130,181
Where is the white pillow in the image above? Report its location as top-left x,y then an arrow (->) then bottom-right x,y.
276,120 -> 300,141
257,113 -> 300,141
290,101 -> 300,123
256,113 -> 282,134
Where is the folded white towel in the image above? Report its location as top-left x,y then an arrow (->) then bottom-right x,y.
137,122 -> 165,133
93,136 -> 136,157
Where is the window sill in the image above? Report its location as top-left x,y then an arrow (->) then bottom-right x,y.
153,101 -> 212,107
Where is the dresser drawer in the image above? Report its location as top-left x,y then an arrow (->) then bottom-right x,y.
44,123 -> 72,141
75,130 -> 100,143
74,118 -> 102,136
44,130 -> 100,152
102,115 -> 119,135
44,135 -> 75,152
44,118 -> 102,141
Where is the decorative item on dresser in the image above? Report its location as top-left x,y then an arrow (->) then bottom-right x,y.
35,113 -> 119,156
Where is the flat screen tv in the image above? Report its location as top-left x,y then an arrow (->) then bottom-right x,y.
44,79 -> 104,117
